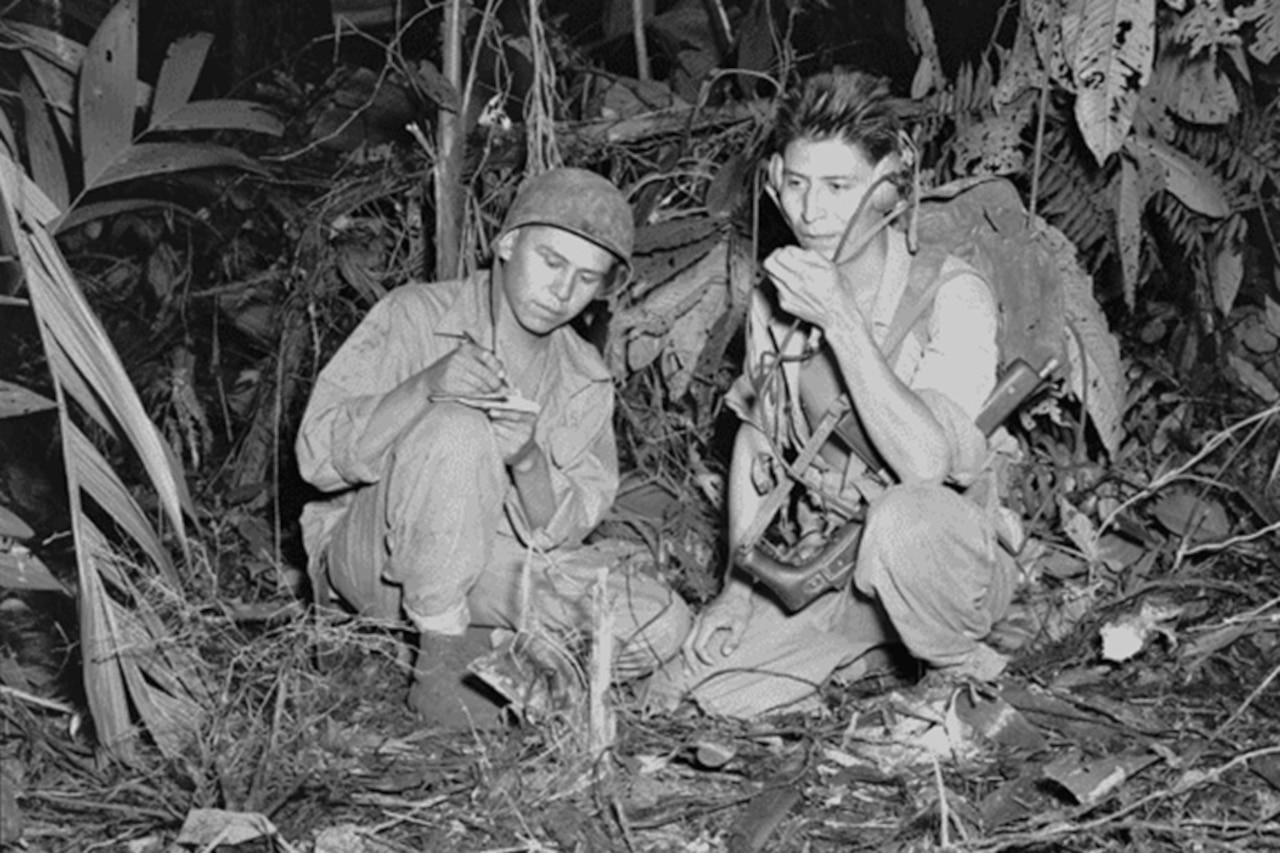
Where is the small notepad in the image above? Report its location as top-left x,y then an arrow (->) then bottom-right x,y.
430,393 -> 541,415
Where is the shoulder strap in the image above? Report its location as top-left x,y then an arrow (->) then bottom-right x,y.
824,255 -> 977,480
882,253 -> 971,363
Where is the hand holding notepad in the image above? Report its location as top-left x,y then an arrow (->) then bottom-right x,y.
429,393 -> 541,416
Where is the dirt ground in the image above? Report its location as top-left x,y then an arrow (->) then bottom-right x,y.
4,548 -> 1279,853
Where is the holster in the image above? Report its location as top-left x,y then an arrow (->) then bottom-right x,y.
734,358 -> 1056,613
735,516 -> 865,613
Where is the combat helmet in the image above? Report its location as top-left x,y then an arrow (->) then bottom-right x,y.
498,168 -> 634,277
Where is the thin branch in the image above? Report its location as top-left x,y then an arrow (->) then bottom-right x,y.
1213,659 -> 1280,737
0,684 -> 77,714
1100,403 -> 1280,535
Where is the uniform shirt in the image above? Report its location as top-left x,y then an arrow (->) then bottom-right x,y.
728,232 -> 999,504
296,270 -> 619,560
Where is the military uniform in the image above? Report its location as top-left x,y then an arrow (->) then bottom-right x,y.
650,233 -> 1019,717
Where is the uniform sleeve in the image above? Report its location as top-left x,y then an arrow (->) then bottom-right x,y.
909,268 -> 999,485
523,379 -> 619,550
295,295 -> 427,492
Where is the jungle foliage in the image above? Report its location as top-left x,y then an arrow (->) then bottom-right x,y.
0,0 -> 1277,848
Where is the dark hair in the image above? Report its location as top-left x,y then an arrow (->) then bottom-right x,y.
772,70 -> 902,165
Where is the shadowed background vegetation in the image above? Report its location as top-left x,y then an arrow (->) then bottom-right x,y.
0,0 -> 1277,849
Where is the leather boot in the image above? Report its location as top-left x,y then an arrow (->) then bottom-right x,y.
407,628 -> 502,731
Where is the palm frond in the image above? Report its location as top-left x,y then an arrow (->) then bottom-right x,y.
0,150 -> 207,763
1034,120 -> 1116,272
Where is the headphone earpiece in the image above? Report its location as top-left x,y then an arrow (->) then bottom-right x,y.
869,176 -> 900,213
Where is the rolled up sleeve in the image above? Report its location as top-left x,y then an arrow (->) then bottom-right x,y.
295,297 -> 418,492
907,268 -> 999,485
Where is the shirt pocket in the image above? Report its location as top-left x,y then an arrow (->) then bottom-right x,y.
546,384 -> 605,470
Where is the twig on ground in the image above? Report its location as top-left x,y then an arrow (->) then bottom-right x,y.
965,744 -> 1280,851
933,755 -> 950,849
1213,659 -> 1280,738
0,684 -> 77,715
1101,403 -> 1280,536
26,790 -> 176,821
1181,517 -> 1280,558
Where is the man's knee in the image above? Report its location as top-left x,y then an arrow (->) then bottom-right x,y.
857,483 -> 1006,656
862,483 -> 958,559
387,403 -> 500,496
857,483 -> 992,608
398,402 -> 494,462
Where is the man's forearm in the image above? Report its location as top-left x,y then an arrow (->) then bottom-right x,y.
824,314 -> 951,482
728,423 -> 770,554
359,376 -> 433,469
509,442 -> 556,530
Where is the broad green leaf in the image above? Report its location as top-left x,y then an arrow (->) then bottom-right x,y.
994,15 -> 1047,111
1058,496 -> 1100,561
45,339 -> 112,430
408,58 -> 462,113
151,32 -> 213,124
3,21 -> 85,70
1211,225 -> 1243,315
1265,296 -> 1280,337
1238,0 -> 1278,63
0,379 -> 55,417
20,50 -> 77,143
1,153 -> 207,763
1175,56 -> 1238,124
90,142 -> 266,193
0,109 -> 15,156
25,240 -> 196,538
1055,218 -> 1125,455
0,506 -> 35,540
1128,135 -> 1230,217
15,27 -> 153,128
111,595 -> 206,758
1025,0 -> 1079,89
1150,488 -> 1232,541
53,198 -> 200,235
78,0 -> 139,187
1072,0 -> 1156,164
64,422 -> 178,585
19,74 -> 70,212
0,549 -> 67,592
81,519 -> 208,759
149,100 -> 284,137
1228,354 -> 1280,403
4,159 -> 195,541
77,516 -> 137,762
1115,157 -> 1141,309
905,0 -> 943,98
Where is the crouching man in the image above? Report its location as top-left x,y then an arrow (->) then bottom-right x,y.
296,168 -> 692,729
647,71 -> 1020,718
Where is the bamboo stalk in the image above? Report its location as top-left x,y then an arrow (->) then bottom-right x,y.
434,0 -> 465,281
588,566 -> 615,759
632,0 -> 650,81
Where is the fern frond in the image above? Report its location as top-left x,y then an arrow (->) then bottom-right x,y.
1173,100 -> 1280,199
1034,120 -> 1115,272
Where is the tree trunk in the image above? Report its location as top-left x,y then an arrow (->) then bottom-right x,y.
433,0 -> 466,282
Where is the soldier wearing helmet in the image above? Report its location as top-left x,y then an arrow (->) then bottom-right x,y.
296,168 -> 691,730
